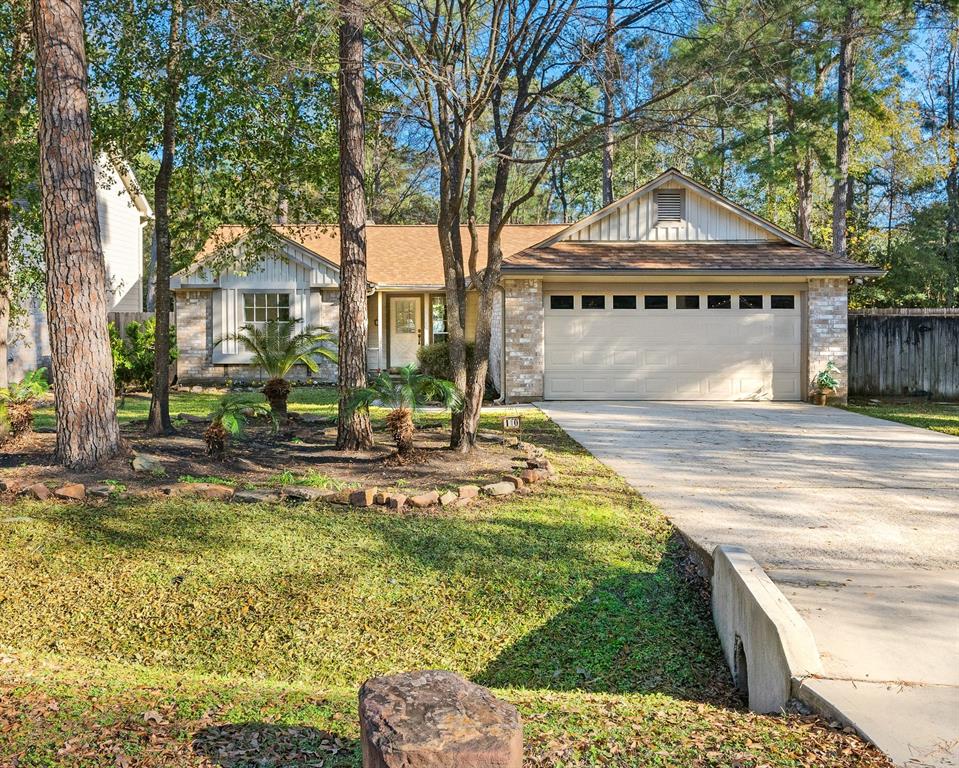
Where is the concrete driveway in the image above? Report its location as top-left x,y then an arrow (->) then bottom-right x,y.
539,401 -> 959,767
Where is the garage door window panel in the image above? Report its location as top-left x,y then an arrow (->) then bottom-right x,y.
644,295 -> 668,309
771,295 -> 796,309
581,295 -> 606,310
676,295 -> 700,310
613,295 -> 637,309
707,295 -> 731,309
550,295 -> 574,310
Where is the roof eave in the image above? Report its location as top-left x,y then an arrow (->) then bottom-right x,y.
500,267 -> 886,277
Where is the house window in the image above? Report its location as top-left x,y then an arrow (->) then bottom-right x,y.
771,295 -> 796,309
243,293 -> 291,326
655,188 -> 684,222
676,294 -> 700,309
707,295 -> 731,309
739,295 -> 763,309
431,296 -> 447,342
550,295 -> 574,309
613,295 -> 637,309
644,295 -> 668,309
581,295 -> 605,309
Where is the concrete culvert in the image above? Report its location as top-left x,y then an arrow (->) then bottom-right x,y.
733,635 -> 749,698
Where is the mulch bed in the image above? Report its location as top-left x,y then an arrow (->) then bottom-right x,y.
0,415 -> 520,497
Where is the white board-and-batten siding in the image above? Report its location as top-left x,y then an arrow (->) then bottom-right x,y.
194,244 -> 340,364
563,181 -> 779,243
97,162 -> 147,311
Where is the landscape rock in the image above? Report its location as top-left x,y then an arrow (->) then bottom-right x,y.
350,488 -> 377,507
328,489 -> 353,505
503,435 -> 520,448
87,485 -> 114,498
409,491 -> 440,508
520,468 -> 548,484
386,494 -> 408,510
283,486 -> 338,502
373,491 -> 388,505
53,483 -> 86,501
234,488 -> 282,503
298,414 -> 333,425
164,482 -> 234,501
502,474 -> 524,489
359,670 -> 522,768
527,457 -> 554,474
0,480 -> 20,494
439,491 -> 458,506
482,481 -> 515,497
131,453 -> 166,475
458,485 -> 480,500
20,483 -> 51,501
177,413 -> 208,424
453,497 -> 473,508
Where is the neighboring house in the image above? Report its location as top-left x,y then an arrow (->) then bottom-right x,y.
172,169 -> 881,402
8,157 -> 153,379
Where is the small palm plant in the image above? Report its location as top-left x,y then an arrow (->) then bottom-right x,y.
220,320 -> 337,420
347,365 -> 461,460
0,368 -> 50,438
205,393 -> 276,460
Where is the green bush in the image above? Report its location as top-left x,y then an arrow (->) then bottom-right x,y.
110,318 -> 178,398
416,341 -> 474,381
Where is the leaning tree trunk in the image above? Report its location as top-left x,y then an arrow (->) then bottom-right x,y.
32,0 -> 122,469
335,0 -> 373,450
832,5 -> 854,257
146,0 -> 183,436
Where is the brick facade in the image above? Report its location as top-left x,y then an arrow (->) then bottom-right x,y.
806,277 -> 849,403
503,278 -> 544,402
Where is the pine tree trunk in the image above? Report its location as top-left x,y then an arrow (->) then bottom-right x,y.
335,0 -> 373,450
946,24 -> 959,306
32,0 -> 122,469
832,6 -> 855,257
0,4 -> 31,391
145,0 -> 183,436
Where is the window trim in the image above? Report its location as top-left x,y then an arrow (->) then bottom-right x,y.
242,291 -> 292,326
676,294 -> 701,310
644,294 -> 669,310
707,294 -> 732,310
612,294 -> 637,310
738,294 -> 764,310
549,294 -> 575,310
580,294 -> 606,310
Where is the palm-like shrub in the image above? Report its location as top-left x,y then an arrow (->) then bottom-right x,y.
204,393 -> 276,460
0,368 -> 50,438
347,365 -> 461,459
220,320 -> 337,420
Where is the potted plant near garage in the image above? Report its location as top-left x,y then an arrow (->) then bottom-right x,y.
812,361 -> 840,405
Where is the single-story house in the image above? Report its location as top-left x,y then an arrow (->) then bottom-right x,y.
171,169 -> 881,402
8,156 -> 153,379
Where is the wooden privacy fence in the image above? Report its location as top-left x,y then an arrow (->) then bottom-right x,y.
848,309 -> 959,399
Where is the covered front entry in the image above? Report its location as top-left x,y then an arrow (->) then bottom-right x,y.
543,286 -> 803,401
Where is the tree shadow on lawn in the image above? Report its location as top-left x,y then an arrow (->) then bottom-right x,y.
193,722 -> 359,767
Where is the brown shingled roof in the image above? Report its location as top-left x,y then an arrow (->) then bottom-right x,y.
502,241 -> 883,275
191,224 -> 566,287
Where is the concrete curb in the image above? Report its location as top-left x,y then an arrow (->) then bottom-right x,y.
711,544 -> 824,713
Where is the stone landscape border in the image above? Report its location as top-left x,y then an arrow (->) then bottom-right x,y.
0,441 -> 555,510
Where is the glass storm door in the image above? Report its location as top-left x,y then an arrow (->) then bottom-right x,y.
389,296 -> 422,367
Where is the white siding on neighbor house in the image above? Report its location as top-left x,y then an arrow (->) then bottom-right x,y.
96,162 -> 145,311
564,180 -> 779,243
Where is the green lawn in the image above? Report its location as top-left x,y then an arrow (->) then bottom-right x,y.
32,385 -> 340,430
1,405 -> 887,766
844,400 -> 959,437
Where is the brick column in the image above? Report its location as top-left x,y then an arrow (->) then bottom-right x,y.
806,278 -> 848,403
174,290 -> 217,382
503,278 -> 544,402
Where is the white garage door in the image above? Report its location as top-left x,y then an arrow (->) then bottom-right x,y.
544,288 -> 803,401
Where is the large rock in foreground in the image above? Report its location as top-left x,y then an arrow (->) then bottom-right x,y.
359,670 -> 522,768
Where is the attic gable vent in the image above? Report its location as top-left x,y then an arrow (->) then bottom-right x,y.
655,188 -> 684,222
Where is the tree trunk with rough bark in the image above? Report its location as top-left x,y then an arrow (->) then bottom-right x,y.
32,0 -> 122,469
832,5 -> 855,256
0,4 -> 31,390
946,24 -> 959,306
335,0 -> 373,450
601,0 -> 615,206
145,0 -> 183,436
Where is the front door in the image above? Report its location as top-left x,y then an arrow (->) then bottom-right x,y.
389,296 -> 422,367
